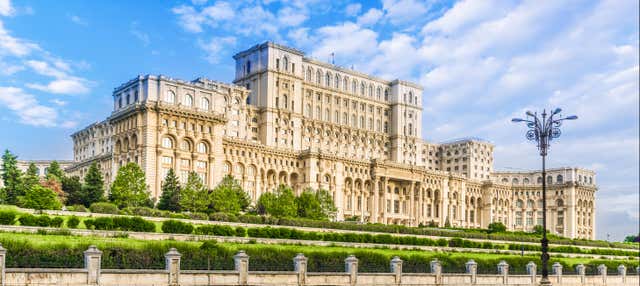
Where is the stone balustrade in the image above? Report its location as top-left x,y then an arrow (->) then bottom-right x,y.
0,244 -> 637,286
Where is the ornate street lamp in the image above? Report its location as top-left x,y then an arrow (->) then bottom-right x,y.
512,108 -> 577,285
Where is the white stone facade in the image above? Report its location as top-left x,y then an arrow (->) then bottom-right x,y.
68,42 -> 596,239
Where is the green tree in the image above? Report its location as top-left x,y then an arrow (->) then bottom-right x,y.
22,163 -> 40,191
179,172 -> 209,213
62,176 -> 83,206
316,188 -> 337,219
18,185 -> 62,210
109,162 -> 152,208
157,169 -> 181,212
256,192 -> 276,215
210,175 -> 250,214
82,162 -> 104,206
46,161 -> 65,181
1,150 -> 23,204
623,234 -> 639,243
295,188 -> 324,220
487,221 -> 507,233
258,184 -> 297,218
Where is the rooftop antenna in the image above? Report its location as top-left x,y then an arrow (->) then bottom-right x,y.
330,52 -> 335,65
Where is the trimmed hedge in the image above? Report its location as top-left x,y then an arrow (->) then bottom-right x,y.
89,202 -> 119,214
67,216 -> 80,228
0,211 -> 16,225
0,236 -> 637,273
162,220 -> 193,234
83,216 -> 155,232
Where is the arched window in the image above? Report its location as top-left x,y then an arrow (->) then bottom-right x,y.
305,104 -> 311,116
162,137 -> 173,148
556,175 -> 563,183
324,108 -> 330,121
376,87 -> 381,100
197,142 -> 208,153
315,106 -> 321,120
126,94 -> 130,105
335,74 -> 340,89
283,57 -> 289,71
369,84 -> 373,97
384,89 -> 389,101
246,60 -> 252,74
343,77 -> 348,91
201,98 -> 209,110
165,91 -> 175,104
537,176 -> 542,183
547,176 -> 553,184
516,199 -> 523,208
501,178 -> 508,183
512,178 -> 519,184
360,82 -> 365,95
556,199 -> 564,207
523,178 -> 530,184
316,70 -> 322,85
184,94 -> 193,106
352,80 -> 357,94
181,140 -> 191,151
326,72 -> 331,86
527,200 -> 534,208
306,68 -> 312,81
408,91 -> 413,103
118,96 -> 122,108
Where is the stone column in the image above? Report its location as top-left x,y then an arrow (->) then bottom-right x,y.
293,253 -> 308,286
390,256 -> 402,285
466,259 -> 477,284
618,264 -> 626,284
84,245 -> 102,285
0,243 -> 6,286
497,260 -> 509,284
576,264 -> 585,285
165,248 -> 181,286
552,262 -> 562,284
234,250 -> 250,285
382,178 -> 389,222
373,179 -> 380,223
526,261 -> 537,285
430,259 -> 442,284
597,264 -> 607,285
345,255 -> 358,286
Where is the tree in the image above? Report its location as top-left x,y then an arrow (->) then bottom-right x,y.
46,161 -> 65,181
533,225 -> 548,235
22,163 -> 40,191
179,172 -> 209,213
623,235 -> 640,243
82,162 -> 105,206
1,150 -> 23,204
256,192 -> 276,215
109,162 -> 152,208
18,185 -> 62,210
258,184 -> 297,218
40,177 -> 66,204
210,175 -> 250,214
316,188 -> 337,219
487,221 -> 507,233
62,176 -> 83,206
157,169 -> 181,212
295,189 -> 324,220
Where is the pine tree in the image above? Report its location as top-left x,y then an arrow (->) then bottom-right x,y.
46,161 -> 65,181
157,169 -> 181,212
1,150 -> 23,204
62,176 -> 83,206
179,172 -> 209,213
23,163 -> 40,191
82,162 -> 104,206
210,175 -> 250,214
109,162 -> 152,208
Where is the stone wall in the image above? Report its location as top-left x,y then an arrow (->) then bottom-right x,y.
0,244 -> 637,286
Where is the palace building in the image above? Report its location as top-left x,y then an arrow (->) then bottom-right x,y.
68,42 -> 597,239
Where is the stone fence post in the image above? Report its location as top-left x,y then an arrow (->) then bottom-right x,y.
234,250 -> 249,285
597,264 -> 607,285
0,243 -> 6,286
293,253 -> 308,286
390,256 -> 402,285
345,255 -> 358,286
165,248 -> 181,286
552,262 -> 562,284
497,260 -> 509,284
466,259 -> 477,285
617,265 -> 626,283
526,261 -> 536,285
575,264 -> 585,285
84,245 -> 102,286
430,259 -> 441,284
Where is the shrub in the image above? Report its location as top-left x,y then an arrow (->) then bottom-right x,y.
209,212 -> 239,222
83,219 -> 94,229
0,211 -> 17,225
89,202 -> 119,214
162,220 -> 194,234
487,222 -> 507,233
91,217 -> 115,230
67,216 -> 80,228
50,217 -> 64,228
35,215 -> 52,227
18,214 -> 37,226
235,226 -> 247,237
185,212 -> 209,220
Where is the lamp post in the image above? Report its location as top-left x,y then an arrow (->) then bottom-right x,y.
512,108 -> 577,285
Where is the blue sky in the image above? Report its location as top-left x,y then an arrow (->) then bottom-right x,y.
0,0 -> 637,241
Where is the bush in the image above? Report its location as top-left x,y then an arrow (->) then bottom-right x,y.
91,217 -> 115,230
195,225 -> 236,236
50,217 -> 64,228
209,212 -> 239,222
162,220 -> 194,234
67,216 -> 80,228
18,214 -> 37,226
0,211 -> 16,225
83,219 -> 94,229
235,226 -> 247,237
67,204 -> 88,212
487,222 -> 507,233
35,215 -> 52,227
185,212 -> 209,220
89,202 -> 119,214
112,216 -> 156,232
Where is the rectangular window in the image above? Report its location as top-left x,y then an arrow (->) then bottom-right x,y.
516,211 -> 523,226
161,156 -> 173,165
537,211 -> 543,226
394,200 -> 400,214
526,211 -> 533,226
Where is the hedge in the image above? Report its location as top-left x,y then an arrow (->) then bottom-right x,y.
162,220 -> 194,234
83,216 -> 155,232
89,202 -> 119,214
0,236 -> 637,274
0,211 -> 16,225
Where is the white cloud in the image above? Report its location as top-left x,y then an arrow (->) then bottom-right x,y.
130,21 -> 150,46
50,98 -> 67,106
172,5 -> 206,33
201,1 -> 234,21
0,86 -> 58,127
198,36 -> 236,64
382,0 -> 429,25
27,78 -> 90,94
0,0 -> 14,16
0,21 -> 39,57
309,22 -> 378,64
277,6 -> 308,27
344,3 -> 361,17
357,8 -> 383,26
69,15 -> 88,26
